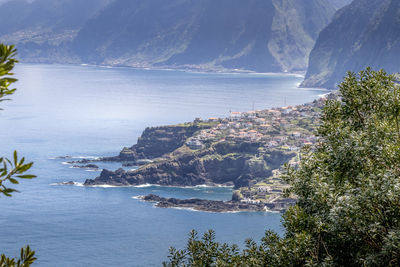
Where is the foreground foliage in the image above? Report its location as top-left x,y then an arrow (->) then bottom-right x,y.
0,246 -> 36,267
0,44 -> 36,266
164,68 -> 400,266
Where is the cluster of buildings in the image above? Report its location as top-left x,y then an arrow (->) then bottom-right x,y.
185,98 -> 327,207
186,98 -> 324,152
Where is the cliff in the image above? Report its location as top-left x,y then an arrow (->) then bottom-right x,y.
0,0 -> 112,63
2,0 -> 340,73
116,122 -> 216,162
73,0 -> 336,73
85,141 -> 295,189
302,0 -> 400,89
84,99 -> 324,189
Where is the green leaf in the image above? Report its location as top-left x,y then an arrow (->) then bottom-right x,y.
13,150 -> 17,166
16,175 -> 36,179
8,178 -> 19,184
17,162 -> 33,173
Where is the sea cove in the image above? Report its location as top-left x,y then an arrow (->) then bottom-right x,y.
0,64 -> 327,266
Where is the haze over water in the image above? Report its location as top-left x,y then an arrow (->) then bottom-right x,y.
0,64 -> 327,266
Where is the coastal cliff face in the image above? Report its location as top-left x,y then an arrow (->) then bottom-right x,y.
84,99 -> 324,189
83,99 -> 325,210
73,0 -> 336,73
302,0 -> 400,89
85,141 -> 295,188
2,0 -> 340,73
117,123 -> 216,161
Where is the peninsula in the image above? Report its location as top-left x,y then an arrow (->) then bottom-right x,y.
80,97 -> 326,211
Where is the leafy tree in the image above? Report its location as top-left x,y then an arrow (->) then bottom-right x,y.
0,44 -> 37,267
164,68 -> 400,266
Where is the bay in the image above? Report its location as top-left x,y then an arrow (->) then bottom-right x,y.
0,64 -> 327,266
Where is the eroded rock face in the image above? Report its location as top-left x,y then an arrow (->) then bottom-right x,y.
302,0 -> 400,89
117,124 -> 214,162
85,141 -> 294,189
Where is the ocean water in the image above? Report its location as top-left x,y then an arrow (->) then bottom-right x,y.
0,64 -> 327,266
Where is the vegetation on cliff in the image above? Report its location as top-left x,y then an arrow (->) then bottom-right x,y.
302,0 -> 400,89
163,68 -> 400,266
84,94 -> 324,210
0,0 -> 340,73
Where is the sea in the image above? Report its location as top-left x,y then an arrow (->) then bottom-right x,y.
0,64 -> 327,266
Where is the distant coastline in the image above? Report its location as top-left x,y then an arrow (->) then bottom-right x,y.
18,60 -> 307,79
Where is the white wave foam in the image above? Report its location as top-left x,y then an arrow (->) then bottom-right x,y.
168,206 -> 200,212
168,206 -> 241,213
132,183 -> 161,188
88,184 -> 121,188
72,156 -> 101,160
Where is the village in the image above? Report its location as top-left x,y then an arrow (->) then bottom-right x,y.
185,97 -> 326,207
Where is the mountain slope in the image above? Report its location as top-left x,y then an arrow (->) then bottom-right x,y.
0,0 -> 113,62
0,0 -> 339,73
302,0 -> 400,88
73,0 -> 337,72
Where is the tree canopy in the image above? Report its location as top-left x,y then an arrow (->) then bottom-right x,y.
163,68 -> 400,266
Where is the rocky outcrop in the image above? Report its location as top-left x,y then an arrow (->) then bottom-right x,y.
117,123 -> 215,162
67,122 -> 215,165
140,194 -> 296,213
141,194 -> 265,212
84,141 -> 295,188
72,164 -> 99,169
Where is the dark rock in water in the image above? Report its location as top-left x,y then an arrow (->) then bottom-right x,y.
56,156 -> 72,159
139,194 -> 295,213
85,168 -> 131,186
141,194 -> 265,213
67,159 -> 94,164
58,181 -> 76,185
72,164 -> 99,169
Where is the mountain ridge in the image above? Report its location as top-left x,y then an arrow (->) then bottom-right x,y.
0,0 -> 343,73
302,0 -> 400,89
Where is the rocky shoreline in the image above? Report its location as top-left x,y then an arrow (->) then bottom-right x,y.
60,98 -> 326,211
139,194 -> 296,213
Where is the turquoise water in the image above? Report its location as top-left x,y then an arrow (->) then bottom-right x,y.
0,64 -> 327,266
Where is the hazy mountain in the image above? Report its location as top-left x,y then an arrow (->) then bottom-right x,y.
73,0 -> 337,72
0,0 -> 113,62
1,0 -> 340,72
302,0 -> 400,89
